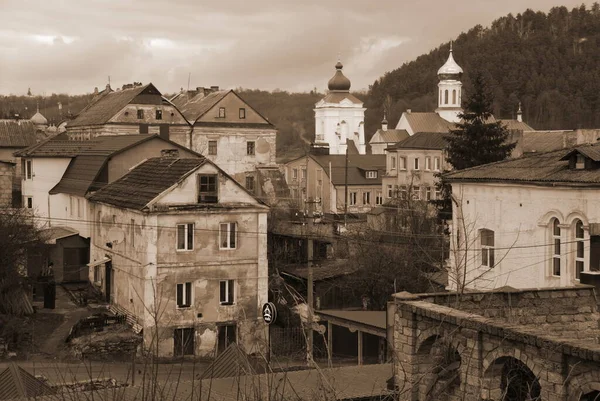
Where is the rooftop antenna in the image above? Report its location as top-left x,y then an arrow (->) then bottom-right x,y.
187,72 -> 191,92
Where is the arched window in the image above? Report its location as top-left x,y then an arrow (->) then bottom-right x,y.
480,229 -> 495,268
439,90 -> 442,104
575,219 -> 585,280
444,90 -> 449,105
552,218 -> 561,276
452,89 -> 457,104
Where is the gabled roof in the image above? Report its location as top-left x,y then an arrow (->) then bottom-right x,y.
403,112 -> 455,133
521,130 -> 577,154
560,145 -> 600,162
200,343 -> 256,379
14,134 -> 92,157
0,363 -> 55,399
49,134 -> 201,196
388,132 -> 448,150
370,129 -> 409,144
174,90 -> 229,122
306,154 -> 386,186
0,120 -> 37,148
318,92 -> 363,105
67,83 -> 163,127
444,143 -> 600,186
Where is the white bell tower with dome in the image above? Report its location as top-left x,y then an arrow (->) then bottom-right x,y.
435,44 -> 463,123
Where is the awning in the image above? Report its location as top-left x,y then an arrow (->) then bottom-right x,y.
87,257 -> 111,268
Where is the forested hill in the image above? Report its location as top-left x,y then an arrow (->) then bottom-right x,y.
365,4 -> 600,134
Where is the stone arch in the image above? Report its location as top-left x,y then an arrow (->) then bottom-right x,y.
566,211 -> 590,227
537,209 -> 565,227
481,349 -> 543,401
567,369 -> 600,400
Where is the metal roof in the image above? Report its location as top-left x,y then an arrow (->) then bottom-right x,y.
0,363 -> 55,400
388,132 -> 448,150
317,310 -> 386,330
370,129 -> 410,144
403,112 -> 455,134
200,343 -> 256,379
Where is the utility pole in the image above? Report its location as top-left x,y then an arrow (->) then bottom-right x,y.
306,236 -> 314,366
344,146 -> 349,227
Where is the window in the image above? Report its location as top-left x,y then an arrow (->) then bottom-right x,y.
400,185 -> 408,200
425,157 -> 431,171
452,89 -> 457,104
425,186 -> 432,201
301,168 -> 307,180
69,196 -> 75,216
413,158 -> 420,170
412,186 -> 421,200
93,266 -> 101,284
435,188 -> 441,200
25,196 -> 33,209
390,156 -> 397,170
219,107 -> 226,118
137,109 -> 144,119
387,185 -> 393,198
366,171 -> 377,179
575,220 -> 585,280
239,108 -> 246,119
480,229 -> 495,268
247,141 -> 255,156
363,191 -> 371,205
349,192 -> 357,206
376,191 -> 383,205
208,140 -> 217,155
155,109 -> 162,120
444,90 -> 449,105
219,280 -> 235,305
576,154 -> 585,169
176,282 -> 192,308
434,157 -> 440,171
399,157 -> 407,170
245,176 -> 255,192
552,218 -> 561,276
77,198 -> 83,218
198,174 -> 218,203
220,222 -> 237,249
292,168 -> 298,181
176,223 -> 194,251
292,188 -> 298,199
174,328 -> 195,356
24,159 -> 32,180
139,124 -> 148,134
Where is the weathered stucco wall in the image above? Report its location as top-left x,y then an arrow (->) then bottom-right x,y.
195,92 -> 268,125
110,103 -> 188,125
0,162 -> 15,207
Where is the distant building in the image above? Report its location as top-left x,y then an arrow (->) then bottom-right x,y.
313,61 -> 366,155
88,156 -> 269,358
65,83 -> 190,140
369,115 -> 409,155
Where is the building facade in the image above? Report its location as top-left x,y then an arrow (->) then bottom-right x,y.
88,157 -> 269,357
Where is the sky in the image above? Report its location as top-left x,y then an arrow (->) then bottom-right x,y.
0,0 -> 590,96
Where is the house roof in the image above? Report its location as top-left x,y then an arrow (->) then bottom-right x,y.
317,310 -> 386,330
14,134 -> 92,157
306,154 -> 386,186
403,112 -> 455,133
370,129 -> 409,144
0,120 -> 37,148
388,132 -> 448,150
319,92 -> 363,105
67,84 -> 164,127
500,119 -> 534,131
39,226 -> 79,244
521,130 -> 577,154
0,363 -> 55,400
561,145 -> 600,162
173,90 -> 229,122
445,143 -> 600,186
87,157 -> 208,210
200,343 -> 256,379
280,259 -> 356,281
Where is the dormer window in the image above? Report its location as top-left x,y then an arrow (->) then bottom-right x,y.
576,154 -> 585,170
198,174 -> 218,203
366,171 -> 377,179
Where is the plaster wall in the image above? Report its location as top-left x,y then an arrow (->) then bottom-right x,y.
314,105 -> 366,155
195,92 -> 268,125
449,182 -> 600,291
49,193 -> 91,237
110,104 -> 188,125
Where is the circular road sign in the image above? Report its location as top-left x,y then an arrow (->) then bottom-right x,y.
262,302 -> 277,325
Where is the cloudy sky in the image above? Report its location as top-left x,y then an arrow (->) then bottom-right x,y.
0,0 -> 588,95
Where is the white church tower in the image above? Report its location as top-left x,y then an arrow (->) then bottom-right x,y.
435,44 -> 463,123
314,61 -> 366,155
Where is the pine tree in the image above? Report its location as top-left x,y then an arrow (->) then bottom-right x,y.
446,73 -> 516,170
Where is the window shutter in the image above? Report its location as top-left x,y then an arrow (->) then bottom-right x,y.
176,284 -> 183,306
220,281 -> 226,303
228,280 -> 235,303
185,282 -> 192,306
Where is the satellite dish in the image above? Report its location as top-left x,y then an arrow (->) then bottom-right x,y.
107,227 -> 125,245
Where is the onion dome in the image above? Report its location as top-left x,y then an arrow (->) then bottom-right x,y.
328,61 -> 351,92
437,46 -> 463,81
30,111 -> 48,125
382,113 -> 388,125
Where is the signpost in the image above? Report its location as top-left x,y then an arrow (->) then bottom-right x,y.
262,302 -> 277,325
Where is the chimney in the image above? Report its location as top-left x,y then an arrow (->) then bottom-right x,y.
94,87 -> 99,95
106,83 -> 111,92
210,86 -> 219,92
406,109 -> 411,114
310,142 -> 330,156
161,149 -> 180,158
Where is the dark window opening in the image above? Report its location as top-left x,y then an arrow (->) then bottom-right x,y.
198,174 -> 218,203
247,141 -> 255,156
245,176 -> 255,192
219,280 -> 234,305
137,109 -> 144,119
208,141 -> 217,155
174,328 -> 194,356
155,109 -> 163,120
217,324 -> 236,354
176,282 -> 192,308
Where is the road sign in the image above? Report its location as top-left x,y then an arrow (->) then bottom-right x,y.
262,302 -> 277,325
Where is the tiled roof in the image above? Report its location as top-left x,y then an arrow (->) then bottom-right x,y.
370,129 -> 409,144
388,132 -> 448,150
521,130 -> 577,154
88,157 -> 207,210
403,112 -> 455,133
14,134 -> 92,157
0,120 -> 37,148
78,134 -> 155,156
500,119 -> 534,131
445,143 -> 600,186
309,154 -> 386,186
175,90 -> 229,122
67,84 -> 158,127
319,92 -> 363,105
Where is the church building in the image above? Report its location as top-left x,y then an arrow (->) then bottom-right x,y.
314,61 -> 366,155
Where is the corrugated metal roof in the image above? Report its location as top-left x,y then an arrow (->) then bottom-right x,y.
0,120 -> 37,148
0,363 -> 55,400
200,343 -> 255,379
88,157 -> 208,210
388,132 -> 448,150
308,154 -> 386,186
370,129 -> 409,144
317,310 -> 386,330
404,112 -> 455,133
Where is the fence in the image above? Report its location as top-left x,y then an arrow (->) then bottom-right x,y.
269,327 -> 306,358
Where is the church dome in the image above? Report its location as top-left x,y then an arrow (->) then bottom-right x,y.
328,61 -> 351,92
437,48 -> 463,81
31,111 -> 48,125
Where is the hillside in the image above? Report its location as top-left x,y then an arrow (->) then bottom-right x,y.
366,4 -> 600,135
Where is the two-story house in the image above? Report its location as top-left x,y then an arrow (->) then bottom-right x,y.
170,88 -> 278,188
0,119 -> 37,206
88,156 -> 269,358
66,83 -> 190,140
284,152 -> 386,215
444,143 -> 600,291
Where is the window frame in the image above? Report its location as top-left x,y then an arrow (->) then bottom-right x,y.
25,159 -> 33,180
399,157 -> 407,170
155,109 -> 163,120
480,229 -> 495,268
292,168 -> 298,181
137,109 -> 144,119
376,191 -> 383,205
245,175 -> 255,192
434,157 -> 440,171
387,185 -> 393,198
412,186 -> 421,201
219,279 -> 235,305
239,108 -> 246,119
219,222 -> 237,250
366,171 -> 377,179
198,174 -> 218,203
425,157 -> 431,171
247,141 -> 255,156
362,191 -> 371,205
176,223 -> 194,251
413,158 -> 420,170
208,140 -> 218,155
390,156 -> 397,170
176,282 -> 193,308
218,107 -> 226,118
399,185 -> 408,200
425,186 -> 432,201
575,220 -> 585,280
552,218 -> 561,277
25,196 -> 33,209
349,192 -> 357,206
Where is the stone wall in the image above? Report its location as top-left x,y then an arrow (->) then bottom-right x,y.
0,162 -> 15,207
